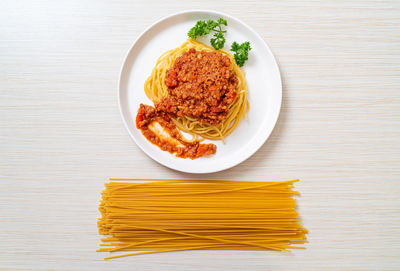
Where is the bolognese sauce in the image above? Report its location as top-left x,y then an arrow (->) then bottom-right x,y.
158,48 -> 238,125
136,104 -> 216,159
136,48 -> 239,159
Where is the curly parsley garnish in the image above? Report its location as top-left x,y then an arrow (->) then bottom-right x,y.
188,18 -> 251,66
188,18 -> 227,50
230,41 -> 252,67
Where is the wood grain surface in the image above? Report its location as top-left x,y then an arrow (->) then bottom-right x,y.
1,0 -> 399,270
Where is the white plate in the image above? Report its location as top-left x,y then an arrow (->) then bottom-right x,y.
119,10 -> 282,174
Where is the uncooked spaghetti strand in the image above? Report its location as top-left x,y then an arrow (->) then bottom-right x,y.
113,224 -> 290,252
104,244 -> 220,260
109,178 -> 299,183
108,183 -> 296,197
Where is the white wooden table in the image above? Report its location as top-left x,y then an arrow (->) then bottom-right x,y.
1,1 -> 399,270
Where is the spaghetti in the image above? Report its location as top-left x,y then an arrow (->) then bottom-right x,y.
144,38 -> 249,141
97,179 -> 307,259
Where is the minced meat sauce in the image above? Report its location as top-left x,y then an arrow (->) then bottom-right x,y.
136,104 -> 216,159
136,48 -> 238,159
159,48 -> 238,125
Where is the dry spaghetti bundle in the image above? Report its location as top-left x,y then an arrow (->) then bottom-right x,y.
97,179 -> 307,259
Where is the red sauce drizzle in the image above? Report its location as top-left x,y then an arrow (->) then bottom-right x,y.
136,104 -> 216,159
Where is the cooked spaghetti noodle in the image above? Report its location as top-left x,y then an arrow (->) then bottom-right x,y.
97,179 -> 307,259
144,39 -> 249,140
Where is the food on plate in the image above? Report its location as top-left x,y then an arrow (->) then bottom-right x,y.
136,19 -> 252,159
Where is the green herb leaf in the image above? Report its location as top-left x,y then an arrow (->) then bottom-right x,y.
230,41 -> 252,67
210,31 -> 225,50
217,18 -> 227,26
188,18 -> 228,50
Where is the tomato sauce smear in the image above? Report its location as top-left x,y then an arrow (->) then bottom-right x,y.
136,104 -> 216,159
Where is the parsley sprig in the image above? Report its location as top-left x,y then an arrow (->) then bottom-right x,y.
188,17 -> 252,66
188,18 -> 227,50
230,41 -> 252,67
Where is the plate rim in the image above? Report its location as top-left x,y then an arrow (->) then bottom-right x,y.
118,9 -> 282,174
